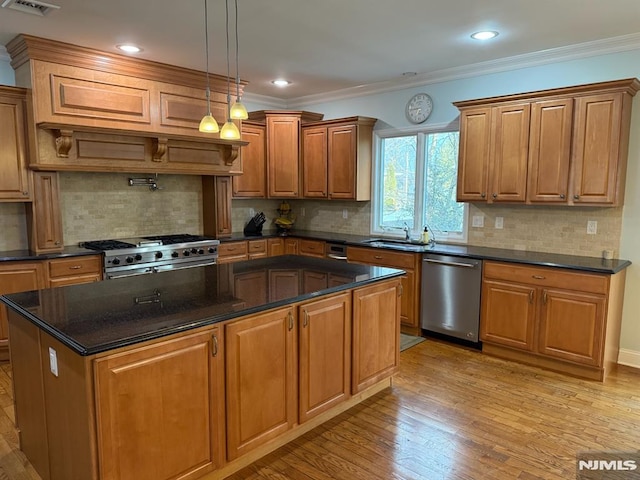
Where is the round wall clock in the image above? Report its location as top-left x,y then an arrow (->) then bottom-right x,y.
405,93 -> 433,124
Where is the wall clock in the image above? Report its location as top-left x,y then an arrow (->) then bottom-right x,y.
405,93 -> 433,124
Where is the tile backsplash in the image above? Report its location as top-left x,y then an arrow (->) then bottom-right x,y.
0,203 -> 28,251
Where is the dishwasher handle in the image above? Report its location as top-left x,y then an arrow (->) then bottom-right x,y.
423,258 -> 478,268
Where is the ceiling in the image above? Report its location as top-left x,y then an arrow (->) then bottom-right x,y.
1,0 -> 639,103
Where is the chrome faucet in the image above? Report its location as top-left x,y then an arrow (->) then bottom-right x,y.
403,222 -> 410,241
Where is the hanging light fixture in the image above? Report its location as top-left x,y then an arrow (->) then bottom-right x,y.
199,0 -> 219,133
229,0 -> 248,120
220,0 -> 241,140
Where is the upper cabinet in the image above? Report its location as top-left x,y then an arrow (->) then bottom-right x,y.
0,86 -> 31,201
455,78 -> 640,206
302,117 -> 376,201
6,34 -> 247,175
233,122 -> 266,198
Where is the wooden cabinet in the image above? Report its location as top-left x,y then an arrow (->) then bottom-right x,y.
203,176 -> 233,238
94,329 -> 225,480
0,86 -> 30,201
233,123 -> 266,197
47,255 -> 102,287
26,171 -> 64,254
217,241 -> 248,264
298,239 -> 325,258
284,238 -> 299,255
347,246 -> 421,330
301,117 -> 376,200
267,237 -> 284,256
352,279 -> 401,393
481,261 -> 624,380
455,78 -> 639,206
247,239 -> 268,260
298,293 -> 351,423
225,306 -> 296,461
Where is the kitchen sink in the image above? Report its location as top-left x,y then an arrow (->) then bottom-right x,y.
362,239 -> 431,252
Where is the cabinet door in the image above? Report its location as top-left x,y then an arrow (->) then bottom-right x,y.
399,270 -> 416,328
267,115 -> 300,198
299,293 -> 351,423
302,126 -> 328,198
247,239 -> 268,260
571,92 -> 624,205
27,172 -> 64,253
0,90 -> 30,200
298,239 -> 325,258
225,307 -> 296,460
202,176 -> 232,238
538,289 -> 605,366
327,124 -> 357,199
269,270 -> 300,301
489,103 -> 530,202
284,238 -> 298,255
456,107 -> 491,202
352,280 -> 401,393
267,237 -> 284,256
94,329 -> 224,480
480,280 -> 536,351
233,123 -> 266,197
527,99 -> 572,203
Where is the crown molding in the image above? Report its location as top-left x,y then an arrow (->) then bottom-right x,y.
288,32 -> 640,108
243,91 -> 287,109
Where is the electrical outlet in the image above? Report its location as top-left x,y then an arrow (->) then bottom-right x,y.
342,209 -> 348,219
249,208 -> 255,217
587,220 -> 597,235
300,207 -> 305,217
49,347 -> 59,377
495,217 -> 504,229
472,215 -> 484,228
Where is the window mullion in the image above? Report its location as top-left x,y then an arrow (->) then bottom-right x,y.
414,133 -> 427,234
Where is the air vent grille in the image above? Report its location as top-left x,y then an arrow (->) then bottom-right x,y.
1,0 -> 61,16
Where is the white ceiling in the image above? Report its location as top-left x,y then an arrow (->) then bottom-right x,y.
1,0 -> 639,103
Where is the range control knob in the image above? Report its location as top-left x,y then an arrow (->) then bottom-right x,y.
183,250 -> 190,257
208,247 -> 215,254
134,254 -> 142,261
171,251 -> 179,258
112,257 -> 121,265
126,256 -> 134,264
190,248 -> 198,254
155,251 -> 163,259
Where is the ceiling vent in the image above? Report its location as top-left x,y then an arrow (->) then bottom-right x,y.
1,0 -> 61,16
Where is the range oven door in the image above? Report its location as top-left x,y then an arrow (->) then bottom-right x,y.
104,259 -> 217,279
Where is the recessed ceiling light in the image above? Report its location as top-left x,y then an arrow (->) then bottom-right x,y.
116,44 -> 143,54
272,79 -> 291,87
471,31 -> 499,41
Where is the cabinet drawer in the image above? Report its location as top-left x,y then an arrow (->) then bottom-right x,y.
48,255 -> 102,279
219,241 -> 248,257
347,246 -> 415,269
298,239 -> 325,257
248,239 -> 267,254
483,261 -> 608,295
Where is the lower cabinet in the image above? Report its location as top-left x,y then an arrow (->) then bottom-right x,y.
480,261 -> 621,380
94,328 -> 225,480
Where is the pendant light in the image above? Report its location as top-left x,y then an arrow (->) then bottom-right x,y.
229,0 -> 248,120
199,0 -> 219,133
220,0 -> 241,140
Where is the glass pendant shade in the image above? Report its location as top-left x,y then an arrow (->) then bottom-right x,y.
220,120 -> 240,140
230,99 -> 248,120
199,113 -> 219,133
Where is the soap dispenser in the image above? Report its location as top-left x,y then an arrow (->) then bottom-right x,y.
422,226 -> 430,244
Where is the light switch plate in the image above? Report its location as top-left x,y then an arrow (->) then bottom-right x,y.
249,208 -> 255,218
342,209 -> 348,219
587,220 -> 597,235
300,207 -> 305,217
472,215 -> 484,228
495,217 -> 504,229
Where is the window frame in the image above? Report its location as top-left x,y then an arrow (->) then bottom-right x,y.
371,122 -> 468,244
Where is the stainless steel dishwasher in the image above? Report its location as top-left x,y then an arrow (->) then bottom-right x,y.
420,253 -> 482,343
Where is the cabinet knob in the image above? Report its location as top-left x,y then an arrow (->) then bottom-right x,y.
573,194 -> 580,200
54,241 -> 60,245
560,194 -> 565,199
22,191 -> 28,196
492,193 -> 497,199
481,193 -> 486,198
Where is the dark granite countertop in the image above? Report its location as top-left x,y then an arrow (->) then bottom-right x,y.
1,256 -> 403,356
0,246 -> 101,262
221,230 -> 630,274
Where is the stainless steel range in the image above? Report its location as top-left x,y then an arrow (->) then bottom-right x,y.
82,234 -> 220,279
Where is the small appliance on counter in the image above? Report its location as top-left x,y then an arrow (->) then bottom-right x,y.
243,212 -> 266,236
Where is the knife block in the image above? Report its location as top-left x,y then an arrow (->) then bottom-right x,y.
243,216 -> 264,236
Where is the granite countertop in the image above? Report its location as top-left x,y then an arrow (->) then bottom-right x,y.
1,256 -> 403,356
0,246 -> 100,262
223,230 -> 631,274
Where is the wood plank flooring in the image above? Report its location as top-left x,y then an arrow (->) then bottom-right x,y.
1,339 -> 640,479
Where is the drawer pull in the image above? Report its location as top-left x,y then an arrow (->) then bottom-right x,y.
69,265 -> 82,270
288,311 -> 294,331
531,275 -> 546,280
374,255 -> 383,260
543,291 -> 548,304
211,333 -> 218,357
303,310 -> 309,327
529,290 -> 534,304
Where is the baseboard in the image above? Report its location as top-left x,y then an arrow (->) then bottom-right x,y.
617,348 -> 640,369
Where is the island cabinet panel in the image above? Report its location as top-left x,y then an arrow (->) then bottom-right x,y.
298,293 -> 351,423
352,280 -> 401,393
225,306 -> 296,461
0,87 -> 31,201
94,328 -> 224,480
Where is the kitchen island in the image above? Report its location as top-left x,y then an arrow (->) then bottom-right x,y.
1,256 -> 403,480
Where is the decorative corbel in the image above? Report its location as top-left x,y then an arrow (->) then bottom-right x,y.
54,129 -> 74,158
152,137 -> 168,162
223,144 -> 240,166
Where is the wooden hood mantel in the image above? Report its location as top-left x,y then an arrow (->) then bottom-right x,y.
6,34 -> 248,175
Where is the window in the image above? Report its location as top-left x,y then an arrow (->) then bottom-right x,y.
372,126 -> 467,243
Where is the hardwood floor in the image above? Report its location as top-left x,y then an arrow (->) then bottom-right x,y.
1,339 -> 640,479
